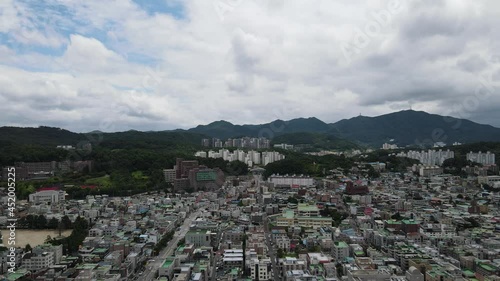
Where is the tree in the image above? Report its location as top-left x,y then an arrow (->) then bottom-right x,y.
365,165 -> 380,178
310,245 -> 320,252
391,212 -> 402,220
36,215 -> 48,229
457,194 -> 464,199
24,214 -> 36,229
177,238 -> 185,247
45,235 -> 52,243
61,215 -> 72,229
277,248 -> 285,258
47,217 -> 59,229
24,244 -> 32,252
336,263 -> 344,278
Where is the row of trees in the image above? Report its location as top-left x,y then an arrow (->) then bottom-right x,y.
48,216 -> 88,255
153,231 -> 175,256
263,153 -> 355,178
4,144 -> 251,200
18,214 -> 72,230
196,157 -> 249,176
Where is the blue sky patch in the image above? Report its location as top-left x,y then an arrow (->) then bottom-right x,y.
132,0 -> 185,19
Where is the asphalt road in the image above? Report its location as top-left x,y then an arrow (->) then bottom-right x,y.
142,210 -> 201,281
210,228 -> 223,281
264,214 -> 281,281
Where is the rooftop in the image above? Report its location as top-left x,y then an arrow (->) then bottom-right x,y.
162,259 -> 174,268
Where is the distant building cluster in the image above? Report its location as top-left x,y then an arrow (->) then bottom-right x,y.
397,149 -> 455,166
163,158 -> 225,192
1,160 -> 93,181
467,151 -> 496,166
382,143 -> 399,150
201,137 -> 270,149
273,143 -> 294,150
56,145 -> 75,150
194,149 -> 285,166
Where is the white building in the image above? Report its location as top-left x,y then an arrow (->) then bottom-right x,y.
158,257 -> 179,279
382,143 -> 398,150
222,249 -> 244,269
22,252 -> 54,272
478,175 -> 500,186
274,143 -> 294,150
398,149 -> 454,166
419,166 -> 443,177
276,237 -> 291,251
279,257 -> 307,274
185,230 -> 212,247
249,257 -> 272,280
34,244 -> 63,264
268,175 -> 314,187
29,189 -> 65,204
196,149 -> 285,167
332,241 -> 350,262
194,151 -> 207,158
467,151 -> 495,165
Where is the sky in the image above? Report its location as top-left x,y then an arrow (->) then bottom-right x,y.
1,0 -> 500,132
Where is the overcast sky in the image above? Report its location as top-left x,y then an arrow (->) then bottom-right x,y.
1,0 -> 500,132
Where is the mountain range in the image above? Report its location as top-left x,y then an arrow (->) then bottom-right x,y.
2,110 -> 500,149
187,110 -> 500,147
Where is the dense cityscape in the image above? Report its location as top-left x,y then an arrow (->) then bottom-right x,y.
1,131 -> 500,281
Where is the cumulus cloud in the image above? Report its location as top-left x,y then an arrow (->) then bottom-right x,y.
0,0 -> 500,132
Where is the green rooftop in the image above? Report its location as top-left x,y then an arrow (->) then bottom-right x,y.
298,203 -> 319,212
93,248 -> 108,254
230,268 -> 239,275
462,269 -> 475,277
7,272 -> 26,281
335,241 -> 348,248
479,263 -> 496,272
162,259 -> 174,268
297,216 -> 332,221
76,263 -> 98,270
402,219 -> 419,224
283,210 -> 295,219
385,220 -> 402,224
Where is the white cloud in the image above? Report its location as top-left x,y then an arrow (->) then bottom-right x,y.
0,0 -> 500,132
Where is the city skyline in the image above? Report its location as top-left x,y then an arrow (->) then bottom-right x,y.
1,1 -> 500,132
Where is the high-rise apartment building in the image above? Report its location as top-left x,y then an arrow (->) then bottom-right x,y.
397,149 -> 454,166
467,151 -> 495,165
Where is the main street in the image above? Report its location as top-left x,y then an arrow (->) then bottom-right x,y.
210,224 -> 225,281
264,214 -> 281,281
142,209 -> 201,281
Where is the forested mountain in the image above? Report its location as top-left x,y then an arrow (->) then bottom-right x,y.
188,110 -> 500,147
